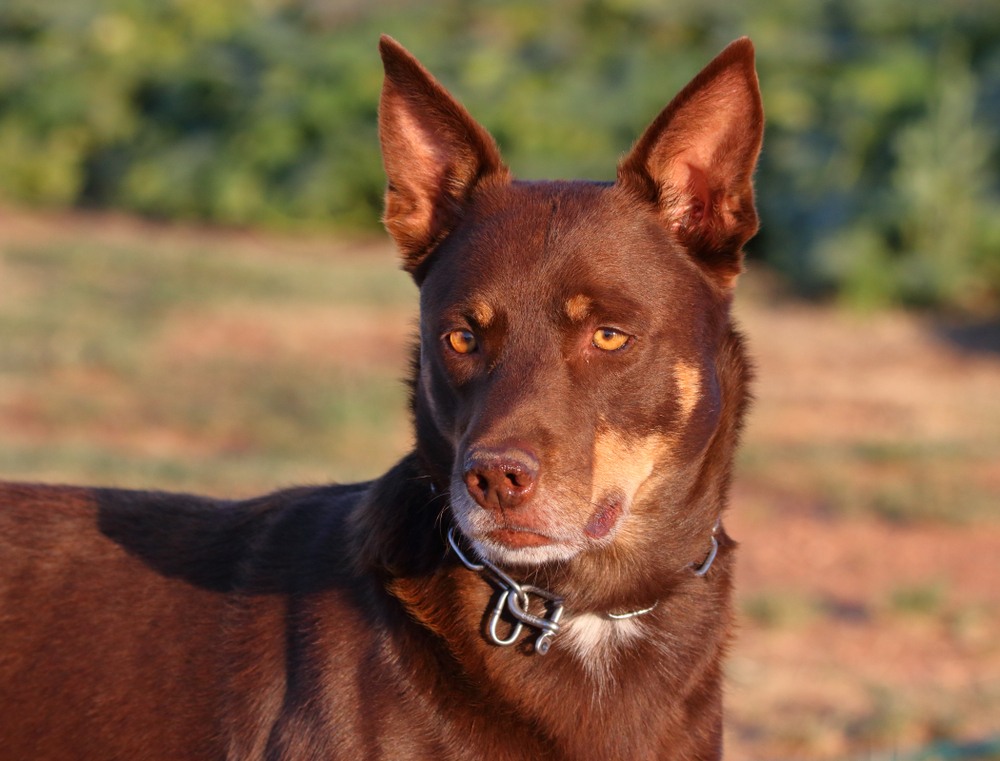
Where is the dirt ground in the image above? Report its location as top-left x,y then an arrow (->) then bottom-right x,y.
727,295 -> 1000,758
1,206 -> 998,759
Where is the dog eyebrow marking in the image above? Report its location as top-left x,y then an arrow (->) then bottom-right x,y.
673,360 -> 702,425
564,294 -> 592,322
470,301 -> 495,328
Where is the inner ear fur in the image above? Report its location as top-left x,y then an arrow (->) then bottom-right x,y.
617,38 -> 764,289
378,36 -> 510,277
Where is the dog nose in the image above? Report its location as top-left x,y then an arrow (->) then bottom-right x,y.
463,447 -> 538,511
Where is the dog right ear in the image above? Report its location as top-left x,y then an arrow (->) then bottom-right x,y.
378,36 -> 509,277
617,38 -> 764,291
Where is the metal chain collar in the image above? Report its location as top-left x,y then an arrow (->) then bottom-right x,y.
447,527 -> 566,655
446,521 -> 720,656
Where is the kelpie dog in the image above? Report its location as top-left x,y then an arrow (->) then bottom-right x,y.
0,36 -> 762,760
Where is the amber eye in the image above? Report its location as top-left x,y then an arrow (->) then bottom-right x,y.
592,328 -> 630,352
447,329 -> 478,354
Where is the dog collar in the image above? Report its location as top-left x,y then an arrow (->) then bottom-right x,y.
446,522 -> 720,655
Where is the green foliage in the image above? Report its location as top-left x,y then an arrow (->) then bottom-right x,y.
814,43 -> 1000,311
1,0 -> 998,311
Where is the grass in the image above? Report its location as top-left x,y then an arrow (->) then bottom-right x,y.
737,439 -> 999,525
741,590 -> 824,629
0,237 -> 416,494
889,581 -> 950,617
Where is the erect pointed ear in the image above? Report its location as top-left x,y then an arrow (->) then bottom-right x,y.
617,38 -> 764,290
378,36 -> 510,278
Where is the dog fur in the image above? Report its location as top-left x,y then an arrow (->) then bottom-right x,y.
0,36 -> 763,760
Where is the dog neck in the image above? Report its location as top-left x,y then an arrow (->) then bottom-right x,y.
349,383 -> 742,653
445,522 -> 721,657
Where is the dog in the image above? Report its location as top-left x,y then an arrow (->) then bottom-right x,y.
0,36 -> 762,760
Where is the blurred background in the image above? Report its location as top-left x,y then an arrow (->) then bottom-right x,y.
0,1 -> 997,758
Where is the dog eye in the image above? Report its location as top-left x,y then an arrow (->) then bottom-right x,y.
592,328 -> 630,351
446,329 -> 478,354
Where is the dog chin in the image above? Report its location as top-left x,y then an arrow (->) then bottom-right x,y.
471,534 -> 581,567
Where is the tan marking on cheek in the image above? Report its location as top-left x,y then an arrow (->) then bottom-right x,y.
589,430 -> 674,507
564,294 -> 592,322
471,301 -> 494,328
673,360 -> 702,425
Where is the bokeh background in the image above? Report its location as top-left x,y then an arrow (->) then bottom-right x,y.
1,1 -> 998,758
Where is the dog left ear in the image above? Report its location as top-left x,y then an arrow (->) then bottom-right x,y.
617,38 -> 764,290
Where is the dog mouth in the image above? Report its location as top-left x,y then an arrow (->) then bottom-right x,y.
450,492 -> 628,568
448,491 -> 577,565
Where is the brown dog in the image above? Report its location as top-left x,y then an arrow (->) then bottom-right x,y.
0,36 -> 762,760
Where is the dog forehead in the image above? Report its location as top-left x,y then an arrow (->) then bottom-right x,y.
423,180 -> 704,312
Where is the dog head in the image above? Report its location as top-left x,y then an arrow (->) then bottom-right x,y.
378,37 -> 762,570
